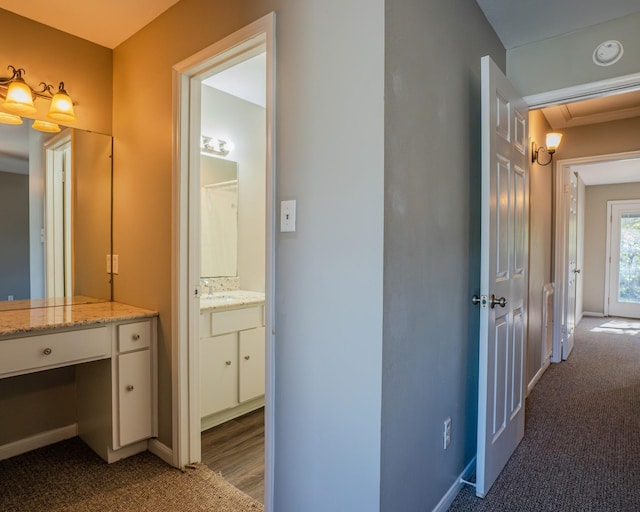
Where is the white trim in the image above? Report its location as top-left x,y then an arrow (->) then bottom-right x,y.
604,201 -> 613,317
432,457 -> 477,512
524,72 -> 640,108
0,424 -> 77,461
583,311 -> 605,317
148,439 -> 173,465
172,12 -> 276,511
527,358 -> 551,395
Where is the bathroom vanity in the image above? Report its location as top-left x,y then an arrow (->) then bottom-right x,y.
199,290 -> 265,431
0,299 -> 158,463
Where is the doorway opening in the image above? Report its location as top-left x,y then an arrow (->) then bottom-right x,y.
172,12 -> 275,510
44,130 -> 72,298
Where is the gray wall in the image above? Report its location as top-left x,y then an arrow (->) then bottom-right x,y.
507,12 -> 640,97
382,1 -> 505,509
583,183 -> 640,314
0,170 -> 30,301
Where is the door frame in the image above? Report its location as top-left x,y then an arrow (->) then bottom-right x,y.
171,12 -> 276,509
523,71 -> 640,363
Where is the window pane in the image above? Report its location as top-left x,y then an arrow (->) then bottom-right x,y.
618,212 -> 640,303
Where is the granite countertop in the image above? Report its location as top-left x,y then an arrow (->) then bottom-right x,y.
0,300 -> 158,337
0,295 -> 107,312
200,290 -> 265,311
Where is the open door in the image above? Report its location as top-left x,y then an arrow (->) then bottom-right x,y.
563,172 -> 578,359
475,56 -> 528,497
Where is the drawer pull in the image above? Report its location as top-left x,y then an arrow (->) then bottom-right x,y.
132,334 -> 141,341
244,355 -> 250,360
43,348 -> 52,356
225,360 -> 232,366
126,385 -> 135,392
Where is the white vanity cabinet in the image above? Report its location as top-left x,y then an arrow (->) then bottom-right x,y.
0,302 -> 158,464
200,302 -> 265,430
76,318 -> 157,462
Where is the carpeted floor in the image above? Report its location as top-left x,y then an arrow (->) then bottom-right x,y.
448,316 -> 640,511
0,437 -> 263,511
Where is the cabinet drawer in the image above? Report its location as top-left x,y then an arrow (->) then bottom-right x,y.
210,306 -> 264,336
118,321 -> 151,353
0,327 -> 110,377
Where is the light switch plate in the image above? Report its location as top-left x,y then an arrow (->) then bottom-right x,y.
281,200 -> 296,232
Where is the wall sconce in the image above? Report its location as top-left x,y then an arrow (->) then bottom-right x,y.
0,65 -> 77,132
531,132 -> 563,166
201,136 -> 231,157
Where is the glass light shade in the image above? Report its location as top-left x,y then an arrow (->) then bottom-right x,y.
32,119 -> 61,133
545,132 -> 563,152
0,112 -> 23,125
47,86 -> 76,123
3,78 -> 37,115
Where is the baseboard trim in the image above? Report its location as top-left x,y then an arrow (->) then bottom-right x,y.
583,311 -> 604,317
432,456 -> 477,512
527,358 -> 551,395
148,439 -> 173,466
0,424 -> 77,461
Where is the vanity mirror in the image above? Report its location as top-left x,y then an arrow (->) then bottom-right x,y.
0,121 -> 112,310
201,154 -> 238,278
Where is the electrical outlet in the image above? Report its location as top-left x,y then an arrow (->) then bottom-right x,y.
443,417 -> 452,449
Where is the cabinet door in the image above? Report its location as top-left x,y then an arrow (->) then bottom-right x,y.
200,333 -> 238,417
239,327 -> 265,403
118,350 -> 152,447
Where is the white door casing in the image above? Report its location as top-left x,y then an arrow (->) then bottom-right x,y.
172,12 -> 276,510
476,56 -> 528,498
606,200 -> 640,319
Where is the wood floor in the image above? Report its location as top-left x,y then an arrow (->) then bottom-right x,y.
201,407 -> 264,503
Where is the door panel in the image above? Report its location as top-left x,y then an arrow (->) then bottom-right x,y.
476,56 -> 528,498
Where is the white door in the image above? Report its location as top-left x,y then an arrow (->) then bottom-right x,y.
607,200 -> 640,318
563,173 -> 578,359
476,56 -> 528,498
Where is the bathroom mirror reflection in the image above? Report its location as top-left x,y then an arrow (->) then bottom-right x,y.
0,121 -> 113,311
201,155 -> 238,278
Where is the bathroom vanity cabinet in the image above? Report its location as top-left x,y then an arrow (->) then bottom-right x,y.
200,293 -> 265,430
0,301 -> 158,463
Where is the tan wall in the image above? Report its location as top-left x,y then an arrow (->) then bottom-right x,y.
527,110 -> 553,387
112,0 -> 273,449
553,117 -> 640,161
0,10 -> 112,445
0,9 -> 112,134
583,183 -> 640,314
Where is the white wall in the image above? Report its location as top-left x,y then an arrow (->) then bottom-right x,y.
201,85 -> 265,292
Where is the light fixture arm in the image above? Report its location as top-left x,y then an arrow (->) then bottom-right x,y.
531,141 -> 555,166
0,66 -> 64,103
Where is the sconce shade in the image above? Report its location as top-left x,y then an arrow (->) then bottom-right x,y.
0,111 -> 23,125
47,83 -> 76,123
32,119 -> 61,133
3,77 -> 37,115
545,132 -> 563,153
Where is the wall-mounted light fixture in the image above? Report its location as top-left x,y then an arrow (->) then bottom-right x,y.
201,136 -> 231,157
0,65 -> 77,132
532,132 -> 563,166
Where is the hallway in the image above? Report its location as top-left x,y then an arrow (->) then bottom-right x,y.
449,316 -> 640,511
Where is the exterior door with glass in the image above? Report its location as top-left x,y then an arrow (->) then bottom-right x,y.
607,200 -> 640,318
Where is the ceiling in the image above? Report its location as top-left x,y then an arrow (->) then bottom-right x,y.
0,0 -> 638,51
0,0 -> 180,48
475,0 -> 640,49
572,158 -> 640,186
202,53 -> 266,108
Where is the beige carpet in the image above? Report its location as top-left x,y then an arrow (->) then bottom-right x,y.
0,437 -> 263,511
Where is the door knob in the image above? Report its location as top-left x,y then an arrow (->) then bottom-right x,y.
490,294 -> 507,308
